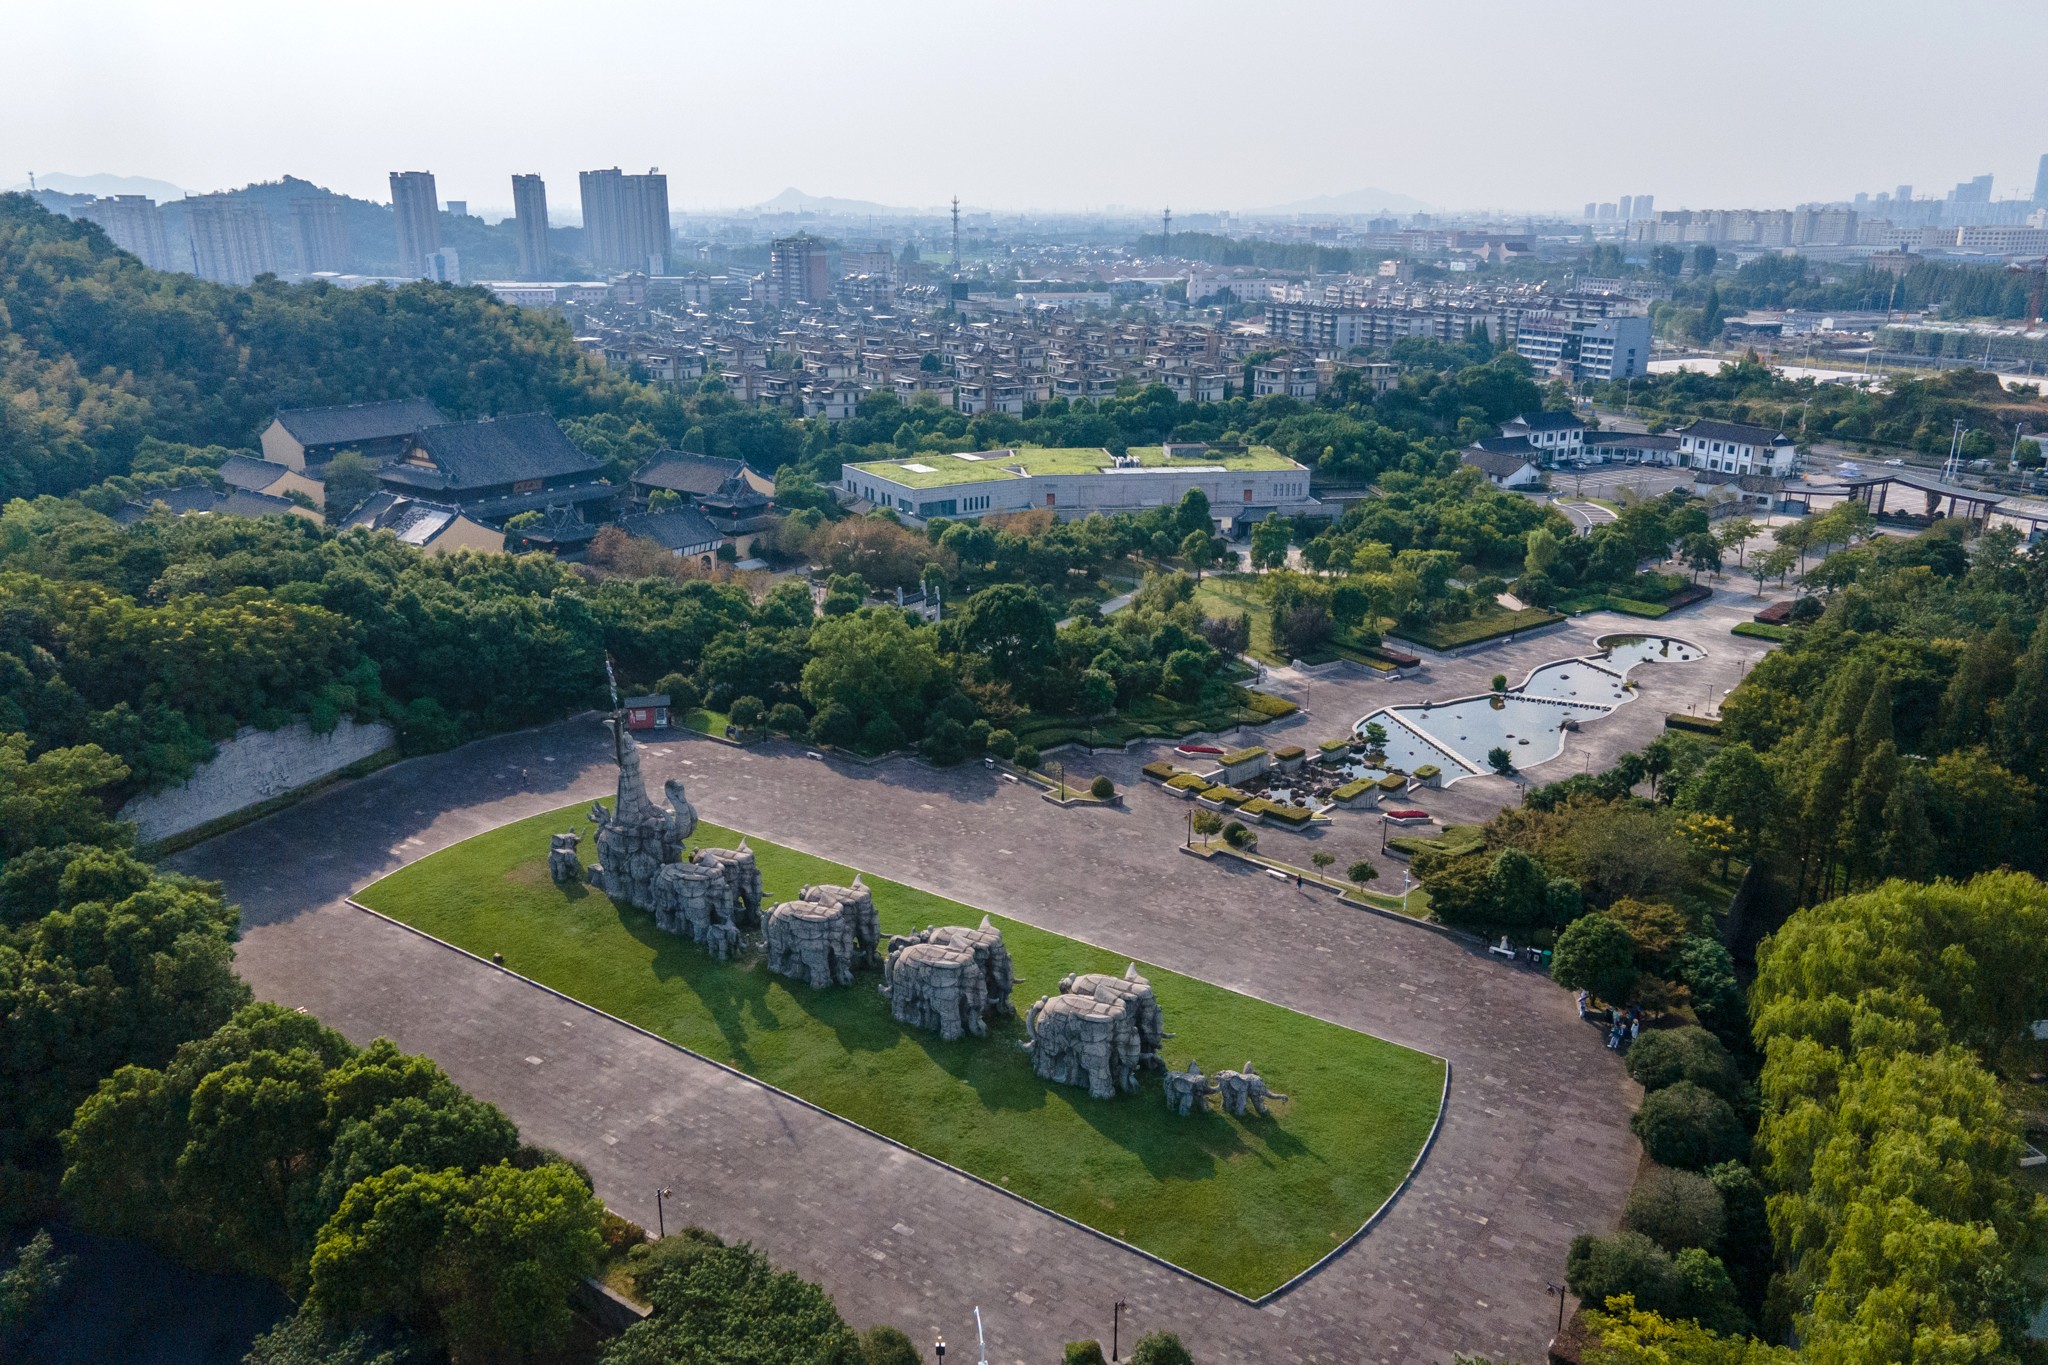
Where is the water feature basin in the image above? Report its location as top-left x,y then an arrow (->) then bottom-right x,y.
1354,634 -> 1704,784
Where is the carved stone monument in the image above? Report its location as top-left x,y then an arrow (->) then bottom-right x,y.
1215,1061 -> 1288,1118
1162,1060 -> 1217,1116
548,832 -> 583,884
649,842 -> 763,961
881,917 -> 1017,1040
1057,965 -> 1166,1071
586,719 -> 696,910
1022,964 -> 1163,1100
762,897 -> 861,988
798,878 -> 880,969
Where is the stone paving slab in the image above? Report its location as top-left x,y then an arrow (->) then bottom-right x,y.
151,597 -> 1778,1362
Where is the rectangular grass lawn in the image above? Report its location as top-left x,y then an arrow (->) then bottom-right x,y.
355,803 -> 1446,1297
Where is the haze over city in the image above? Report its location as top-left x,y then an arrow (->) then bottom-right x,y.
11,0 -> 2048,215
9,5 -> 2048,1365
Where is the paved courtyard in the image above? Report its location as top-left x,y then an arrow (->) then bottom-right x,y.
169,598 -> 1771,1363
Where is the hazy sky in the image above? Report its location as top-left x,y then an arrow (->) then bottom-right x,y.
10,0 -> 2047,216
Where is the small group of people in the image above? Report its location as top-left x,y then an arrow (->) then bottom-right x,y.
1605,1004 -> 1644,1050
1575,992 -> 1644,1049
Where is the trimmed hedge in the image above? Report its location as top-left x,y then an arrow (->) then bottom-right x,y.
1273,744 -> 1305,761
1331,779 -> 1377,803
1390,606 -> 1564,651
1200,785 -> 1250,807
1258,802 -> 1314,827
1732,621 -> 1793,642
1219,746 -> 1268,766
1665,713 -> 1724,735
1142,760 -> 1179,781
1376,773 -> 1408,791
1166,771 -> 1210,791
1244,691 -> 1299,719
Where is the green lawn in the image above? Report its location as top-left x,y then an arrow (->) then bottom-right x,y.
357,806 -> 1446,1298
1192,576 -> 1386,666
676,708 -> 730,738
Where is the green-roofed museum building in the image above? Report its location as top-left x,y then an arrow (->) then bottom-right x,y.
837,443 -> 1316,529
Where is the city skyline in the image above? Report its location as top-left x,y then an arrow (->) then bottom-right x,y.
9,0 -> 2048,217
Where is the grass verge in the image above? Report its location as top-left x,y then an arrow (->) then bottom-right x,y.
357,806 -> 1445,1299
1389,606 -> 1566,651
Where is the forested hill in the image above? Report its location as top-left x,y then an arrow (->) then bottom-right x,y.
0,193 -> 639,501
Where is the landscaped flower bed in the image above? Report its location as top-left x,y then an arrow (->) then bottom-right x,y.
1199,785 -> 1250,808
1166,771 -> 1210,793
1331,779 -> 1378,804
1141,759 -> 1179,782
1384,809 -> 1434,824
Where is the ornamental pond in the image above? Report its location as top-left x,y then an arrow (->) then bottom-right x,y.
1348,634 -> 1705,786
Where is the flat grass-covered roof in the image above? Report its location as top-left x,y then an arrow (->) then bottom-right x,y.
845,444 -> 1302,490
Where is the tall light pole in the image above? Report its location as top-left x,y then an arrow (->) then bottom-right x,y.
655,1186 -> 672,1238
1547,1282 -> 1569,1337
1112,1299 -> 1127,1361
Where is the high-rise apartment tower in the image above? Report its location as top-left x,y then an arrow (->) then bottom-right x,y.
512,174 -> 551,279
186,194 -> 280,284
389,171 -> 441,278
290,197 -> 350,274
80,195 -> 173,271
578,168 -> 670,273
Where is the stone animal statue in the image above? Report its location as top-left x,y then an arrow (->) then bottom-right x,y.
1022,988 -> 1144,1100
644,842 -> 760,961
885,917 -> 1016,1018
1162,1060 -> 1217,1116
586,720 -> 697,909
799,877 -> 880,968
880,925 -> 1015,1039
762,898 -> 859,988
1057,964 -> 1167,1070
883,938 -> 990,1041
1215,1061 -> 1289,1118
547,832 -> 583,884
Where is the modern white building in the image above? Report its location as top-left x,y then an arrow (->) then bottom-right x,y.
1675,420 -> 1797,476
1500,411 -> 1587,461
1510,313 -> 1651,382
838,444 -> 1315,528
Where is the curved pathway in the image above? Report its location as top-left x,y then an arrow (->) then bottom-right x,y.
160,609 -> 1743,1363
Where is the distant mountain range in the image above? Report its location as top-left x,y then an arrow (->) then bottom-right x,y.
7,172 -> 189,201
1248,186 -> 1432,217
747,187 -> 948,218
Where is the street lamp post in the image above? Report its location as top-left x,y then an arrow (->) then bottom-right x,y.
1111,1299 -> 1128,1361
1547,1282 -> 1569,1337
655,1186 -> 672,1239
934,1338 -> 945,1364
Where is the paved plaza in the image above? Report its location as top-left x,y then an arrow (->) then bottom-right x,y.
170,594 -> 1771,1363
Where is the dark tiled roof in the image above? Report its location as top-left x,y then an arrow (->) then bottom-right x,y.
342,491 -> 402,530
618,507 -> 725,552
439,482 -> 616,522
632,450 -> 745,496
1462,446 -> 1538,478
1469,436 -> 1536,455
218,455 -> 293,490
113,485 -> 301,524
1509,410 -> 1585,431
1680,419 -> 1789,446
407,414 -> 608,491
272,398 -> 446,448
